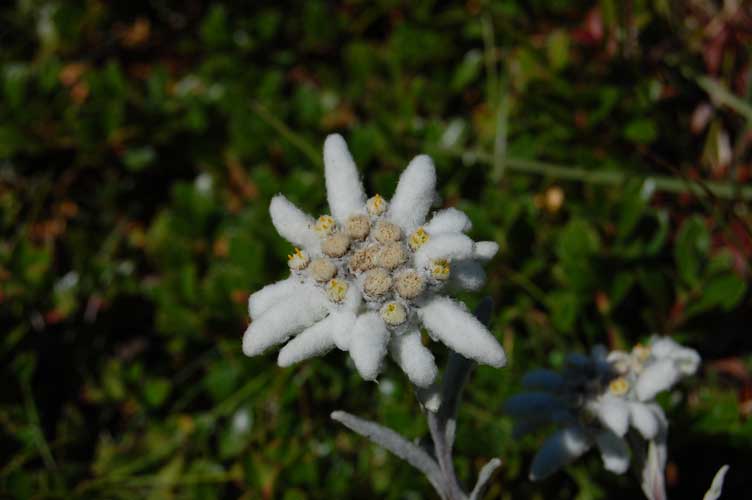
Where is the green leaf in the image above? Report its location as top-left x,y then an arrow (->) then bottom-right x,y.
451,50 -> 483,91
684,273 -> 747,319
674,215 -> 710,287
219,406 -> 254,459
144,377 -> 172,408
556,219 -> 601,261
616,179 -> 652,240
201,5 -> 231,47
123,146 -> 156,171
548,290 -> 580,332
546,30 -> 570,70
624,118 -> 657,144
205,363 -> 241,402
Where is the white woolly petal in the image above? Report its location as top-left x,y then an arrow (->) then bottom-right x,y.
389,331 -> 438,388
424,207 -> 472,234
331,310 -> 357,351
504,392 -> 565,418
248,277 -> 301,319
417,297 -> 506,367
529,426 -> 591,481
650,337 -> 701,375
328,286 -> 361,351
341,282 -> 362,310
650,336 -> 682,358
450,260 -> 486,291
521,369 -> 565,391
417,383 -> 442,412
324,134 -> 367,221
595,430 -> 630,474
473,241 -> 499,262
387,155 -> 437,233
636,359 -> 679,401
673,347 -> 701,375
415,233 -> 474,268
629,402 -> 660,439
277,315 -> 337,367
269,195 -> 319,249
242,287 -> 328,356
607,350 -> 631,371
703,464 -> 730,500
349,312 -> 390,381
595,395 -> 630,436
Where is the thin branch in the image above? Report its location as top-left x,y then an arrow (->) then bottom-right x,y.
331,411 -> 447,499
249,107 -> 752,201
431,145 -> 752,201
469,458 -> 502,500
249,101 -> 323,168
697,76 -> 752,123
428,411 -> 465,500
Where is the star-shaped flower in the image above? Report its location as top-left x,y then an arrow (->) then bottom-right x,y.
242,134 -> 506,387
505,337 -> 699,480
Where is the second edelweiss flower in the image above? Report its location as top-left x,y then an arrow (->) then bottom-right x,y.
242,134 -> 506,387
505,337 -> 699,481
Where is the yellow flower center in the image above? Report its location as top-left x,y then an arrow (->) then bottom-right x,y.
430,258 -> 450,280
633,344 -> 651,361
314,215 -> 335,236
367,194 -> 386,216
609,377 -> 630,396
380,301 -> 407,326
326,279 -> 348,303
409,227 -> 430,250
287,247 -> 309,270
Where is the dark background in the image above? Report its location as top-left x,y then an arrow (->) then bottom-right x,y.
1,1 -> 751,498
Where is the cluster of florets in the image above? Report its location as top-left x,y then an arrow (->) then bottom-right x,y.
505,337 -> 700,480
284,192 -> 494,334
242,135 -> 505,388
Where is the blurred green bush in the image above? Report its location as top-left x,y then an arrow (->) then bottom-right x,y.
1,1 -> 751,498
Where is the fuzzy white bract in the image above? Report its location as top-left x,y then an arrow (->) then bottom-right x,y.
242,134 -> 505,387
504,337 -> 699,480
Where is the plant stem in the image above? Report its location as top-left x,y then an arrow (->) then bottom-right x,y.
430,145 -> 752,201
249,100 -> 323,168
427,410 -> 465,500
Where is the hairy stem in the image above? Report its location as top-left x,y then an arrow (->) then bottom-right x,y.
428,410 -> 465,500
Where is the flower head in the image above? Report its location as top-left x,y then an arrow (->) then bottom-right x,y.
505,337 -> 699,481
242,134 -> 505,387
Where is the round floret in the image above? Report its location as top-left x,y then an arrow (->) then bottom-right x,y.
377,242 -> 407,270
314,215 -> 336,237
363,268 -> 392,297
609,377 -> 630,396
309,258 -> 337,282
380,301 -> 407,326
409,227 -> 430,251
367,194 -> 387,216
348,245 -> 378,273
374,221 -> 402,243
326,279 -> 348,303
287,247 -> 310,270
394,270 -> 425,299
429,258 -> 450,281
321,233 -> 350,257
345,214 -> 371,240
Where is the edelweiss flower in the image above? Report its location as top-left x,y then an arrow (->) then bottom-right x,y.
505,337 -> 699,480
242,134 -> 506,387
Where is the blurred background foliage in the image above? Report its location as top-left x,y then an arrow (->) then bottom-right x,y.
1,0 -> 752,498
